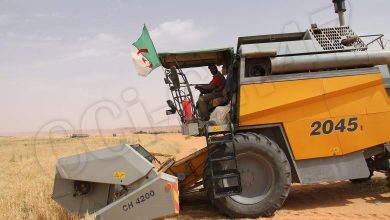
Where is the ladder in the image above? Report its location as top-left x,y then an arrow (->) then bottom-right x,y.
205,123 -> 242,198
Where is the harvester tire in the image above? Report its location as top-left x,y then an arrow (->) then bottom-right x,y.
205,132 -> 292,218
349,172 -> 373,183
203,162 -> 215,204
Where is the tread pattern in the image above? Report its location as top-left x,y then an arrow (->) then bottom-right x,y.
204,132 -> 292,218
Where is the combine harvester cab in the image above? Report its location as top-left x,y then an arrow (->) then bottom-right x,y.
52,144 -> 179,219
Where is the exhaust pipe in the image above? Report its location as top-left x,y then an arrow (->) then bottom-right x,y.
333,0 -> 347,26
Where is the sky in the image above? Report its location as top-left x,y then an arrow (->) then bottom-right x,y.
1,0 -> 390,134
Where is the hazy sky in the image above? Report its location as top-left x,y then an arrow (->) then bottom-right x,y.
1,0 -> 390,134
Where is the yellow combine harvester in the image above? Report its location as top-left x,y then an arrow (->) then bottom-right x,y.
52,0 -> 390,218
158,2 -> 390,218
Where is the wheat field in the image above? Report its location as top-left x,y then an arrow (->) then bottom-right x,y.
0,133 -> 185,220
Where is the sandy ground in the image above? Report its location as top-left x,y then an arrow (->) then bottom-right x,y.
0,133 -> 389,219
179,174 -> 390,219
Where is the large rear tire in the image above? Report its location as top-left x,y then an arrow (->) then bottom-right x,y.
204,132 -> 292,218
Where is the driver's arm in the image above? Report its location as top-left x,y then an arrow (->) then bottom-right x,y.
195,84 -> 215,93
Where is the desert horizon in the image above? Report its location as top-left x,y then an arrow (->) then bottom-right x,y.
0,125 -> 182,137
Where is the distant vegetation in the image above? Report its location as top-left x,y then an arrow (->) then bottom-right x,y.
134,130 -> 180,135
70,134 -> 90,138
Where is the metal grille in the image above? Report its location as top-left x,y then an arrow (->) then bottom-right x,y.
309,26 -> 366,51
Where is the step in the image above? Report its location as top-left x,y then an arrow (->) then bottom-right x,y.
210,152 -> 235,162
214,186 -> 242,198
212,169 -> 240,179
208,135 -> 233,145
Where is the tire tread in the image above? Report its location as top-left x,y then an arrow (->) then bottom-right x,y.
206,132 -> 292,218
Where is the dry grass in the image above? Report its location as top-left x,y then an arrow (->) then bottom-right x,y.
0,134 -> 181,220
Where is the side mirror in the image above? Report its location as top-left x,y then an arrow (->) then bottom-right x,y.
169,66 -> 180,90
167,100 -> 177,111
166,109 -> 176,115
166,100 -> 177,115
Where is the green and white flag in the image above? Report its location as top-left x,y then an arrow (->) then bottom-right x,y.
130,25 -> 161,76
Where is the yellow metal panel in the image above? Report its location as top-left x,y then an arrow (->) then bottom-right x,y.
364,112 -> 390,148
365,86 -> 390,114
323,74 -> 382,94
239,73 -> 390,160
240,78 -> 325,124
339,112 -> 390,155
324,87 -> 370,117
334,115 -> 369,155
321,75 -> 390,155
240,99 -> 331,126
240,78 -> 337,160
284,119 -> 341,160
323,75 -> 383,117
323,77 -> 390,154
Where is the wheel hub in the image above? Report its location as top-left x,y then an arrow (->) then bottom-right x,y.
226,152 -> 275,205
241,169 -> 255,187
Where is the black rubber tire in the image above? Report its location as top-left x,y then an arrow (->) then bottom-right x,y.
205,132 -> 292,218
203,162 -> 215,205
349,173 -> 373,183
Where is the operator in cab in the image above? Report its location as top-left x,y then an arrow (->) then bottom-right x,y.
211,64 -> 235,107
195,64 -> 225,121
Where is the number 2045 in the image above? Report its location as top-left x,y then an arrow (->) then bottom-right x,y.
310,117 -> 359,136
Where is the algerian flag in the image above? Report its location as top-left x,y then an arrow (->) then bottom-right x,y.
130,25 -> 161,76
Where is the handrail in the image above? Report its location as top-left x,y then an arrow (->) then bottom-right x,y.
359,34 -> 386,49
